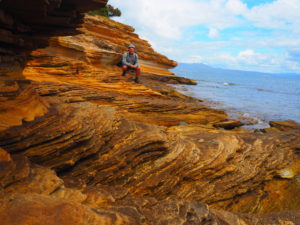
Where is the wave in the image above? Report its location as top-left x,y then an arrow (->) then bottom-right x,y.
196,79 -> 237,86
256,88 -> 269,92
256,88 -> 299,96
223,82 -> 236,86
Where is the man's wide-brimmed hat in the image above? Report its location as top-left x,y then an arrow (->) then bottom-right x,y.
128,44 -> 135,49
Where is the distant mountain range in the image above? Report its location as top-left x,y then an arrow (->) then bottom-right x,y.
172,63 -> 300,78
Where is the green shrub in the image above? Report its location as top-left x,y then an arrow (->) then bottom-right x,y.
89,4 -> 121,18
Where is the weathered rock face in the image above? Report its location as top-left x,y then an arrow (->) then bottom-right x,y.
22,14 -> 223,127
2,147 -> 300,225
24,14 -> 177,81
0,0 -> 107,131
1,1 -> 300,224
0,0 -> 107,76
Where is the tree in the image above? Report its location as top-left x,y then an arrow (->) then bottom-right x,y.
89,4 -> 121,18
107,4 -> 121,17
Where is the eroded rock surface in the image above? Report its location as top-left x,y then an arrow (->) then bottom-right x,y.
1,1 -> 300,224
2,148 -> 300,225
0,0 -> 107,131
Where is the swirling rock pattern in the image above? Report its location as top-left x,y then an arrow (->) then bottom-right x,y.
1,84 -> 300,213
2,148 -> 300,224
1,1 -> 300,224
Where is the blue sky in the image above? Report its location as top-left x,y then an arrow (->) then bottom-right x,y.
109,0 -> 300,74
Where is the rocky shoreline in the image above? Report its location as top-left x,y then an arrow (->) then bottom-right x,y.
170,81 -> 280,131
1,1 -> 300,224
2,66 -> 300,224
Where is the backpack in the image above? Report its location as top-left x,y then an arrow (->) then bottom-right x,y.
116,58 -> 123,67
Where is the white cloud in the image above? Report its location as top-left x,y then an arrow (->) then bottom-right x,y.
110,0 -> 300,39
110,0 -> 245,40
208,28 -> 219,39
225,0 -> 248,15
237,50 -> 268,66
246,0 -> 300,32
173,42 -> 300,73
238,49 -> 255,57
237,49 -> 264,65
109,0 -> 300,73
190,50 -> 300,73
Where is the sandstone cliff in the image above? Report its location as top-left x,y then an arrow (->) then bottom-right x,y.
1,1 -> 300,225
24,14 -> 178,79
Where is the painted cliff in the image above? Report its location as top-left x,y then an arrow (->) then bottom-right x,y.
1,1 -> 300,224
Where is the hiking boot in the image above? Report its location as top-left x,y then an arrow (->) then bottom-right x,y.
134,77 -> 140,83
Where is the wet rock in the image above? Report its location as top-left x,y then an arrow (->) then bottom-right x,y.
213,119 -> 243,129
269,120 -> 300,131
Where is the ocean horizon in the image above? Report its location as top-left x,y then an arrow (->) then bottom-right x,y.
172,63 -> 300,128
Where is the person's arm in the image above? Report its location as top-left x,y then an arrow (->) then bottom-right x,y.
122,53 -> 130,66
133,54 -> 139,67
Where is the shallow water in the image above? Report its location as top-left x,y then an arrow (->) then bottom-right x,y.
172,65 -> 300,126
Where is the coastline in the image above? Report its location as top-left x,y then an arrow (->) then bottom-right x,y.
170,68 -> 300,131
1,6 -> 300,223
172,83 -> 271,130
2,59 -> 300,223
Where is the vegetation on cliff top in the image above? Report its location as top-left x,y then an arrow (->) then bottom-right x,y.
89,4 -> 121,18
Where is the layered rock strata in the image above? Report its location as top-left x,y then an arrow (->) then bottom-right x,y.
0,0 -> 107,76
24,14 -> 177,79
0,0 -> 107,130
1,1 -> 300,224
2,147 -> 300,225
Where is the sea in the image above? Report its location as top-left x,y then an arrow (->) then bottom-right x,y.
172,63 -> 300,129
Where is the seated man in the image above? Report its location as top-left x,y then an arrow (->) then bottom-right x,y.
121,44 -> 141,83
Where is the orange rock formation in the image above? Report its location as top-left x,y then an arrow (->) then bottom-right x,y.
25,14 -> 178,80
1,1 -> 300,224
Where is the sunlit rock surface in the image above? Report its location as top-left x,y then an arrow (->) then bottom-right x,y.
2,147 -> 300,225
1,1 -> 300,224
0,0 -> 107,131
24,14 -> 178,79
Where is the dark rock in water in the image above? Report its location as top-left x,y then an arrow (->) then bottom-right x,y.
234,112 -> 260,125
213,120 -> 243,129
